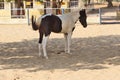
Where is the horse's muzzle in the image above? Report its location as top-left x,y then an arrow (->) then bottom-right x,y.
83,24 -> 87,28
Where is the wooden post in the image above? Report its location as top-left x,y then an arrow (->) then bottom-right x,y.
99,8 -> 102,24
27,9 -> 30,25
62,8 -> 64,14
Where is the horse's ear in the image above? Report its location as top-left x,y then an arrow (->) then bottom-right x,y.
79,9 -> 87,18
80,9 -> 86,14
82,9 -> 85,12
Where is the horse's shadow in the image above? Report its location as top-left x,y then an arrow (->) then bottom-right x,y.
0,35 -> 120,72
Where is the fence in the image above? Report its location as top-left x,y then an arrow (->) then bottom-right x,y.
99,8 -> 120,24
0,8 -> 29,24
0,1 -> 81,25
1,8 -> 120,25
0,8 -> 67,25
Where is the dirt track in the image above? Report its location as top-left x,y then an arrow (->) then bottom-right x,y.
0,23 -> 120,80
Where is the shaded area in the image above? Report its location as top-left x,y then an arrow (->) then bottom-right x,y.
0,35 -> 120,72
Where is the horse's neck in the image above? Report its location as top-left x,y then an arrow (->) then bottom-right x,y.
70,10 -> 80,23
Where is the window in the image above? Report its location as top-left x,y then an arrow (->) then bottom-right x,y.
69,0 -> 78,7
26,0 -> 33,8
45,0 -> 51,8
11,1 -> 25,18
0,0 -> 4,9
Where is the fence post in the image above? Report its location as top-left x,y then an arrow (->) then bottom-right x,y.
62,8 -> 64,14
27,9 -> 30,25
99,8 -> 102,24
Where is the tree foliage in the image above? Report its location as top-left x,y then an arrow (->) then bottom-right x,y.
106,0 -> 113,7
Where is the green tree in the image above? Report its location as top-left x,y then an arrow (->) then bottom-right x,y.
106,0 -> 113,7
44,0 -> 63,14
6,0 -> 25,18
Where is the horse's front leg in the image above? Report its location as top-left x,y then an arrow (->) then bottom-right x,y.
67,32 -> 72,54
64,33 -> 68,53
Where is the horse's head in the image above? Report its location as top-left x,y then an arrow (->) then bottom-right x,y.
79,9 -> 87,28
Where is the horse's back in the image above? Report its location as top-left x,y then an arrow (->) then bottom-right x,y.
57,14 -> 75,33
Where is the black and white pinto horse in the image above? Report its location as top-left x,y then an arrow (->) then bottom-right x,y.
31,9 -> 87,59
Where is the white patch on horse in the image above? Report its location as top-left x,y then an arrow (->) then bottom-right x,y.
41,14 -> 52,18
31,9 -> 87,59
36,14 -> 52,27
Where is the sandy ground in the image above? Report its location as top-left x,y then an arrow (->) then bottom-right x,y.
0,23 -> 120,80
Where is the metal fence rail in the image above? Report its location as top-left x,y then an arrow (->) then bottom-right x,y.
0,8 -> 78,25
99,8 -> 120,24
0,1 -> 95,25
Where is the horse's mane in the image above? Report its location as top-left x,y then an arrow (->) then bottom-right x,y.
63,7 -> 85,15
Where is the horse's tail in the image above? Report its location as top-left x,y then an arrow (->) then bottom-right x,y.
31,15 -> 38,31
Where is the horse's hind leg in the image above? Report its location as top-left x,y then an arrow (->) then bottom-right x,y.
38,44 -> 42,56
38,32 -> 43,56
42,35 -> 49,59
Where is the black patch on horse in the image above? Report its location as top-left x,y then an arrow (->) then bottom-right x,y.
79,9 -> 87,28
72,27 -> 75,32
39,14 -> 62,36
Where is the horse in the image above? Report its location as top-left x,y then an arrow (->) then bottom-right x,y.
31,9 -> 87,59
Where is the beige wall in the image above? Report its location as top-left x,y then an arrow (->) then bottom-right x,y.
0,1 -> 43,24
0,2 -> 11,18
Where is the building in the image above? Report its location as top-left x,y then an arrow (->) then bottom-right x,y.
0,0 -> 83,24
